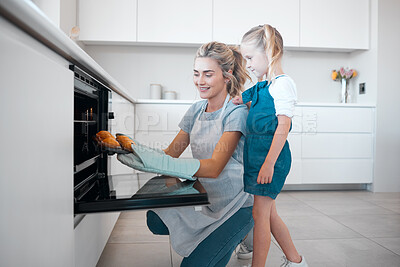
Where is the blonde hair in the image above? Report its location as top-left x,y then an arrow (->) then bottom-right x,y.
196,41 -> 250,97
241,24 -> 283,83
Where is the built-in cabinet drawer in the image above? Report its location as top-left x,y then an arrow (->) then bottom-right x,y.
302,107 -> 373,133
135,131 -> 192,158
301,159 -> 373,184
109,92 -> 135,175
135,103 -> 192,157
301,133 -> 373,159
135,103 -> 191,132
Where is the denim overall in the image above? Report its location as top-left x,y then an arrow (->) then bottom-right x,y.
242,79 -> 292,199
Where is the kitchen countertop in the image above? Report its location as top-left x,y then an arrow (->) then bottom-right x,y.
135,99 -> 376,108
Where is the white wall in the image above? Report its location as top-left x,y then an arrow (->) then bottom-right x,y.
84,45 -> 367,103
350,0 -> 378,104
373,0 -> 400,192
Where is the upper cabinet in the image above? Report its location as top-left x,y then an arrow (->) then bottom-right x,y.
300,0 -> 369,50
79,0 -> 137,42
78,0 -> 369,51
213,0 -> 300,47
137,0 -> 212,44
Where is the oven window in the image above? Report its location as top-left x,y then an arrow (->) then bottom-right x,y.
74,92 -> 99,166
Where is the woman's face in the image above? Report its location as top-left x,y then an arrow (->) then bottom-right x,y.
193,57 -> 227,100
240,43 -> 269,79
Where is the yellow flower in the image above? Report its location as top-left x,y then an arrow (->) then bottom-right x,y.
352,70 -> 357,78
331,70 -> 338,80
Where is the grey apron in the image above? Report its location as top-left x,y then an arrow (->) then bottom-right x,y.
155,95 -> 249,257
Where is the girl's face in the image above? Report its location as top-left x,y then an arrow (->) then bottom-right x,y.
193,57 -> 227,100
240,43 -> 269,79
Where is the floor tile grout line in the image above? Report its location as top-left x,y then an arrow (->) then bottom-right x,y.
366,237 -> 400,257
359,198 -> 400,215
287,192 -> 400,257
286,193 -> 375,237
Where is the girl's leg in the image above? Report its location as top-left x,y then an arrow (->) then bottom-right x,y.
252,195 -> 274,267
270,201 -> 301,263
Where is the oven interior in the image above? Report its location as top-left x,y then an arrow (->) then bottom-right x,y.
72,66 -> 111,205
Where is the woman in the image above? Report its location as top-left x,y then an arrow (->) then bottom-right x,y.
146,41 -> 253,266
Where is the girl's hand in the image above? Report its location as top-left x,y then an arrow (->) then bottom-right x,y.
232,95 -> 243,105
257,162 -> 274,184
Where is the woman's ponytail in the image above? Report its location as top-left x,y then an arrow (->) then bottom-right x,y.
227,45 -> 250,97
196,42 -> 250,97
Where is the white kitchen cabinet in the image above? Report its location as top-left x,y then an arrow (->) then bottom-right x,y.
135,102 -> 193,157
299,105 -> 375,184
286,134 -> 302,184
300,0 -> 369,50
213,0 -> 300,46
108,92 -> 135,175
135,103 -> 192,132
302,159 -> 373,184
137,0 -> 212,44
0,17 -> 74,266
79,0 -> 137,42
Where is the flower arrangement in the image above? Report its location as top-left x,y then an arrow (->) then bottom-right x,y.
331,67 -> 357,81
331,67 -> 358,103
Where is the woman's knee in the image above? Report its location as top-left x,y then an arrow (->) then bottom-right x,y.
146,210 -> 169,235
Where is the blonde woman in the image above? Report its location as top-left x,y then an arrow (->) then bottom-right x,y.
146,41 -> 254,266
233,25 -> 308,267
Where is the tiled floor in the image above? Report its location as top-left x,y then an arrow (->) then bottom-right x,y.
97,191 -> 400,267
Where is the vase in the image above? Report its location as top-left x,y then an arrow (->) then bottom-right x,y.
341,78 -> 350,103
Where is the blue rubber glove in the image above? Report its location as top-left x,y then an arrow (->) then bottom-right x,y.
117,141 -> 200,181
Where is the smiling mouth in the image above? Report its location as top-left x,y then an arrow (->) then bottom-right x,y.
199,87 -> 210,92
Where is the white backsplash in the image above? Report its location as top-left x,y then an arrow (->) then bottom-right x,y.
84,45 -> 376,104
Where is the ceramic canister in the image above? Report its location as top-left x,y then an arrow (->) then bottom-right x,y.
150,84 -> 162,99
163,91 -> 177,100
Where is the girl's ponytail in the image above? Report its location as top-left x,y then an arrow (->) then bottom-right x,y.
242,24 -> 284,83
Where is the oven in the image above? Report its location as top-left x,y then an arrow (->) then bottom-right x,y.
72,65 -> 208,216
72,65 -> 111,207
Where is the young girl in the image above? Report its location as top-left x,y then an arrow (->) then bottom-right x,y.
233,25 -> 308,267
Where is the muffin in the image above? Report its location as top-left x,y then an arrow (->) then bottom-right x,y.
96,130 -> 113,140
116,134 -> 135,152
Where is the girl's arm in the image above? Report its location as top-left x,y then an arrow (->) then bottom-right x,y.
195,131 -> 242,178
163,130 -> 190,158
258,115 -> 291,184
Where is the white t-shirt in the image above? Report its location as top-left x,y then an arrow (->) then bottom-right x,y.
269,75 -> 297,118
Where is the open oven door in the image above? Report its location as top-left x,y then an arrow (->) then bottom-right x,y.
74,172 -> 209,214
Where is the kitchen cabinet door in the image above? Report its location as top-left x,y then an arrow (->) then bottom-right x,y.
137,0 -> 212,44
79,0 -> 137,42
213,0 -> 300,46
1,18 -> 74,266
300,0 -> 369,50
